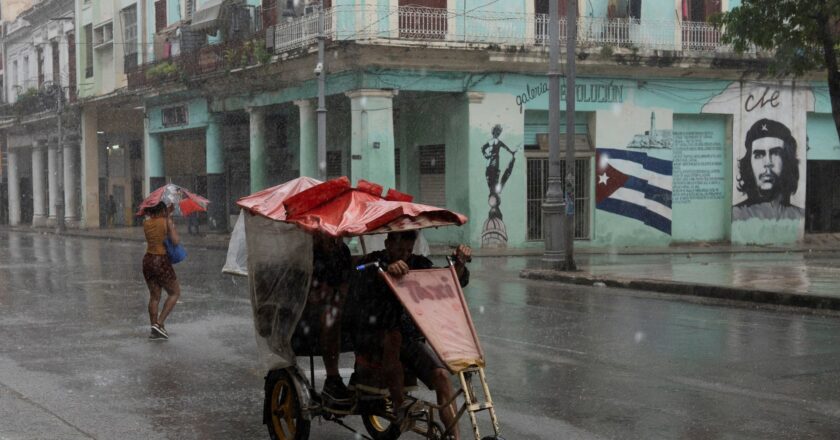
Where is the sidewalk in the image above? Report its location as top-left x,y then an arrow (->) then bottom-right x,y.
521,248 -> 840,311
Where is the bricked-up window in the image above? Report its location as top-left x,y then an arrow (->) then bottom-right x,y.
155,0 -> 167,33
419,144 -> 446,208
327,151 -> 342,180
162,105 -> 188,127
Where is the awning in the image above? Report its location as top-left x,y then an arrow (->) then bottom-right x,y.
189,0 -> 226,31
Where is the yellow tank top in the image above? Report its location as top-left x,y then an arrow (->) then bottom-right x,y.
144,217 -> 167,255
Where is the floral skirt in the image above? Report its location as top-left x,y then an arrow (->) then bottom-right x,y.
142,253 -> 177,287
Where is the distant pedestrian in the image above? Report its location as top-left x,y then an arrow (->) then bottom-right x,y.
106,195 -> 117,228
187,212 -> 200,235
142,201 -> 181,340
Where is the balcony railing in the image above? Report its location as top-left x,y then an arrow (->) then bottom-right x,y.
271,6 -> 744,55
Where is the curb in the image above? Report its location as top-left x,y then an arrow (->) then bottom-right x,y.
519,269 -> 840,311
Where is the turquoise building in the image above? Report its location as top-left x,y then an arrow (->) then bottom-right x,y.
119,0 -> 840,248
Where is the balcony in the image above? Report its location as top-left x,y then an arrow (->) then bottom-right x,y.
269,6 -> 746,56
127,35 -> 271,90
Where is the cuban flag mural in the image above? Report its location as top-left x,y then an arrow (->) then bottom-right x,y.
595,148 -> 673,235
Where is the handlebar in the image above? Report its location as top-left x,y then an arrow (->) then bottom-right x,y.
355,261 -> 382,272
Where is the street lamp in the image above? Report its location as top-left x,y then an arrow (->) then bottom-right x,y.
543,0 -> 577,270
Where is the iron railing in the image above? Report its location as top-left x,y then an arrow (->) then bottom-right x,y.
271,6 -> 744,55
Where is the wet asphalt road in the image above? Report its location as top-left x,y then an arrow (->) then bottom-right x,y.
1,230 -> 840,440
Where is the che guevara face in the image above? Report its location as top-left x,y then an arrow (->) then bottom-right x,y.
750,137 -> 784,193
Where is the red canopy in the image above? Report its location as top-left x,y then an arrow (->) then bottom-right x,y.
280,177 -> 467,237
236,176 -> 467,237
236,176 -> 322,220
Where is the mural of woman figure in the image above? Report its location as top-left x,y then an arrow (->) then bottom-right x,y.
482,124 -> 518,220
481,124 -> 518,247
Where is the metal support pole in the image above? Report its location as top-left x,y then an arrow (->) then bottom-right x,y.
316,2 -> 327,181
55,85 -> 66,233
542,0 -> 564,268
564,0 -> 577,270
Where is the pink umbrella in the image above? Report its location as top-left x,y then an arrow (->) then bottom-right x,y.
136,184 -> 210,217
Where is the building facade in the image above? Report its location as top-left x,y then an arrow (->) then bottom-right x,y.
75,0 -> 147,228
4,0 -> 840,249
1,0 -> 80,228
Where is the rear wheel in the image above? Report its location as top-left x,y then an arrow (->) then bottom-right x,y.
360,398 -> 401,440
265,369 -> 310,440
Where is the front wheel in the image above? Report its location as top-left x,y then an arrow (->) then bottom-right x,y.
264,369 -> 311,440
360,398 -> 401,440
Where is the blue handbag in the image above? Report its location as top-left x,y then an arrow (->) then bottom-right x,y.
164,237 -> 187,264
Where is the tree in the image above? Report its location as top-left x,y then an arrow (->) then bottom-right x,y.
714,0 -> 840,140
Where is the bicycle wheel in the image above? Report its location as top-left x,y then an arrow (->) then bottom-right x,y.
264,369 -> 311,440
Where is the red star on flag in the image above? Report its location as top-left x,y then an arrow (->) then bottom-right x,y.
595,152 -> 629,204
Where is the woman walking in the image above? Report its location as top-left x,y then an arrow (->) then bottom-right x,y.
142,202 -> 181,340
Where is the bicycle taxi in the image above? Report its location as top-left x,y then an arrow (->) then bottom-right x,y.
224,177 -> 505,440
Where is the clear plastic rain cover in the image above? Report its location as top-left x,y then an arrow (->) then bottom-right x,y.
222,211 -> 248,276
244,213 -> 313,369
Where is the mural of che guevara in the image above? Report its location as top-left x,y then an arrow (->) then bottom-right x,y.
481,124 -> 518,247
733,118 -> 805,222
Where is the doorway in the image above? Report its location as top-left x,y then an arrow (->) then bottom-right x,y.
806,160 -> 840,233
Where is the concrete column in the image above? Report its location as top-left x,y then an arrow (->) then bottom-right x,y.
247,106 -> 267,193
295,99 -> 318,178
63,135 -> 80,226
31,139 -> 48,227
205,114 -> 227,231
47,138 -> 59,226
146,131 -> 165,191
345,89 -> 396,189
7,148 -> 21,226
81,106 -> 100,228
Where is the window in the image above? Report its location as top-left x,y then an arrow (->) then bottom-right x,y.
36,47 -> 44,87
605,0 -> 641,19
327,151 -> 342,180
262,0 -> 277,29
84,25 -> 93,78
67,32 -> 76,100
155,0 -> 167,33
121,6 -> 138,70
682,0 -> 721,22
185,0 -> 195,20
535,0 -> 569,17
51,41 -> 60,84
418,145 -> 446,208
93,22 -> 114,48
526,157 -> 591,240
11,60 -> 17,91
162,105 -> 189,127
